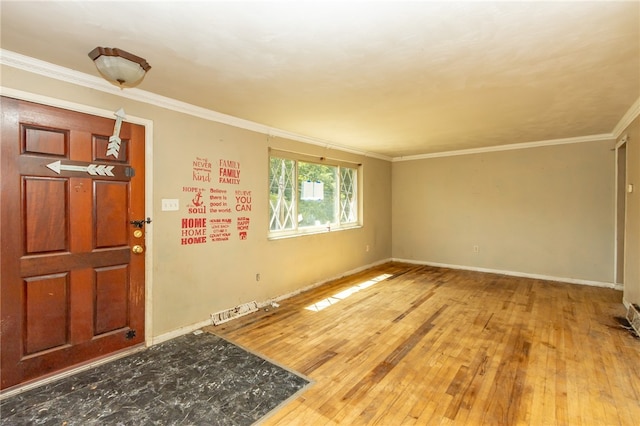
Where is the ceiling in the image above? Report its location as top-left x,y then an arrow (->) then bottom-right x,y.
1,1 -> 639,158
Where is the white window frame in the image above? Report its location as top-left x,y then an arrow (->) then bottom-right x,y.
268,148 -> 362,239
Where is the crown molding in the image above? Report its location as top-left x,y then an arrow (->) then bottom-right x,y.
612,96 -> 640,139
0,49 -> 114,91
0,49 -> 391,162
392,133 -> 615,162
2,49 -> 631,163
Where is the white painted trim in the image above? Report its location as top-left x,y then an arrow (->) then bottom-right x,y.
614,143 -> 620,286
392,133 -> 614,162
1,49 -> 115,93
151,258 -> 392,344
150,255 -> 625,347
263,258 -> 392,305
612,96 -> 640,139
614,135 -> 628,286
0,86 -> 145,125
151,319 -> 214,346
391,258 -> 622,290
0,49 -> 391,162
4,49 -> 633,163
616,133 -> 629,150
143,116 -> 155,347
0,86 -> 156,348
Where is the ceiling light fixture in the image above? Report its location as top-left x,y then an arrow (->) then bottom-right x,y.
88,47 -> 151,88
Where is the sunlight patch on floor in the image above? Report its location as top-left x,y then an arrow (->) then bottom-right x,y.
304,273 -> 393,312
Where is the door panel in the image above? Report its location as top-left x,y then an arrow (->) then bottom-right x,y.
95,181 -> 129,247
1,97 -> 146,390
24,177 -> 68,253
95,265 -> 129,334
23,125 -> 67,156
24,274 -> 69,354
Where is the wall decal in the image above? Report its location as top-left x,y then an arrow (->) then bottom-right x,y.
237,216 -> 250,240
193,157 -> 212,182
47,160 -> 114,176
180,156 -> 253,245
192,190 -> 204,207
183,186 -> 208,214
235,190 -> 252,212
181,217 -> 207,245
219,159 -> 240,185
210,218 -> 232,242
185,190 -> 206,214
106,108 -> 126,158
209,188 -> 230,213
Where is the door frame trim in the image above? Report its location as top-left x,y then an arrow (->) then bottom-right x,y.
0,86 -> 155,347
614,134 -> 628,286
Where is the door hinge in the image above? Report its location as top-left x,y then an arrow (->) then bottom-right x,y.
125,166 -> 135,177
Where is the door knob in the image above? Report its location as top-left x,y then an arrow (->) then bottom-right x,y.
130,217 -> 152,228
132,245 -> 144,254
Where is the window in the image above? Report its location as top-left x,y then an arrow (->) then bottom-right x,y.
269,150 -> 360,237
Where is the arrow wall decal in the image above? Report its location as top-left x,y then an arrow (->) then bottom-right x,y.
47,160 -> 115,177
107,108 -> 126,158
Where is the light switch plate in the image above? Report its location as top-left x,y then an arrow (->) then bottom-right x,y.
161,198 -> 179,211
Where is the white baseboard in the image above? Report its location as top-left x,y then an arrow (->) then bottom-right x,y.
150,258 -> 392,345
152,257 -> 622,346
391,258 -> 622,290
151,318 -> 213,346
259,258 -> 392,307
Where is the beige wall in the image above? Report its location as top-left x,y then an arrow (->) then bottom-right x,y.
1,66 -> 392,337
392,141 -> 616,283
3,63 -> 635,337
621,116 -> 640,306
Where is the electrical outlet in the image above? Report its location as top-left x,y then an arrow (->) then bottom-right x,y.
161,198 -> 179,211
256,273 -> 261,282
473,245 -> 479,253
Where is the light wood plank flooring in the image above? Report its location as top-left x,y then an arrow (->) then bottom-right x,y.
207,263 -> 640,425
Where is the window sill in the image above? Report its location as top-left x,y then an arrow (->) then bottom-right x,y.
268,224 -> 362,241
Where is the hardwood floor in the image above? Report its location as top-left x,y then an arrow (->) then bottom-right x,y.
207,263 -> 640,425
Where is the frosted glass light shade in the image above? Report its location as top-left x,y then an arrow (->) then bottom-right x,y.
89,47 -> 151,88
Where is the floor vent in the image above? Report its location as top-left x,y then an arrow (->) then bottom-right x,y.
211,301 -> 259,325
626,303 -> 640,337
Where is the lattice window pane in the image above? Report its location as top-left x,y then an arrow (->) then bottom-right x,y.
340,167 -> 357,223
269,157 -> 296,231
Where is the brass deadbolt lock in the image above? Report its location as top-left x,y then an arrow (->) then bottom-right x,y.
133,229 -> 143,238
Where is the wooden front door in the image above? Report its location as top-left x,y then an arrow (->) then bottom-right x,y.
0,97 -> 146,391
